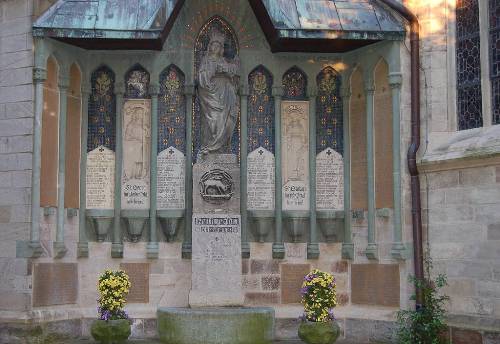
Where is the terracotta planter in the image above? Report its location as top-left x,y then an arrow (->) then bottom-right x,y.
91,319 -> 131,344
298,321 -> 340,344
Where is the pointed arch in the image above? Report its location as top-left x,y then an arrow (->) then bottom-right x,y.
65,63 -> 82,208
282,66 -> 307,100
193,15 -> 240,160
373,58 -> 393,209
248,65 -> 275,153
158,64 -> 186,153
88,65 -> 116,152
125,63 -> 150,99
40,56 -> 60,207
349,67 -> 368,210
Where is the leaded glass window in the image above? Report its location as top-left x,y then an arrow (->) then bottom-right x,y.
125,64 -> 150,99
282,66 -> 307,100
316,67 -> 343,155
456,0 -> 483,130
88,66 -> 116,152
248,66 -> 275,154
159,65 -> 186,153
490,0 -> 500,124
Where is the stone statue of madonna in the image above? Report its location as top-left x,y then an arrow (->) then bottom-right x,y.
197,28 -> 240,157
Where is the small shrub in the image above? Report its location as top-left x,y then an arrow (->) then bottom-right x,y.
97,269 -> 131,321
300,269 -> 337,322
396,255 -> 449,344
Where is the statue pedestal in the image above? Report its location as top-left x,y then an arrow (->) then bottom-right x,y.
189,154 -> 243,307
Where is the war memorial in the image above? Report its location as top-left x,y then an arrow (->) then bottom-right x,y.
0,0 -> 500,343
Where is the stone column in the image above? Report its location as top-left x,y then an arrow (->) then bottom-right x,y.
240,84 -> 250,258
182,85 -> 195,259
272,86 -> 285,259
341,87 -> 354,259
308,92 -> 319,259
389,73 -> 406,260
365,80 -> 378,260
54,74 -> 69,259
77,85 -> 90,258
112,83 -> 125,258
20,66 -> 46,258
147,84 -> 160,259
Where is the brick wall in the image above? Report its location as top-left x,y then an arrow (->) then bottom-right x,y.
0,0 -> 34,312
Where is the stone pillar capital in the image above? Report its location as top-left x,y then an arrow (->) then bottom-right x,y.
149,84 -> 160,96
33,67 -> 47,83
115,83 -> 126,96
340,87 -> 351,99
58,76 -> 70,90
364,79 -> 375,94
239,84 -> 250,96
184,85 -> 195,96
389,73 -> 403,89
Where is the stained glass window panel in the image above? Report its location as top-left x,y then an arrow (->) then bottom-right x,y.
490,0 -> 500,124
282,66 -> 307,100
456,0 -> 483,130
316,67 -> 343,155
158,65 -> 186,153
248,66 -> 275,154
125,64 -> 150,99
88,66 -> 116,152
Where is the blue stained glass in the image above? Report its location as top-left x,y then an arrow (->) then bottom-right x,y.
248,65 -> 275,154
193,16 -> 240,161
490,0 -> 500,124
88,65 -> 116,152
316,67 -> 343,155
282,66 -> 307,100
125,64 -> 150,99
158,65 -> 186,153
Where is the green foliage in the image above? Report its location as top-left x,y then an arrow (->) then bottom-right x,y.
396,255 -> 450,344
300,269 -> 337,323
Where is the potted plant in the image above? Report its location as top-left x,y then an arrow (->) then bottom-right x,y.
91,269 -> 132,344
298,269 -> 340,344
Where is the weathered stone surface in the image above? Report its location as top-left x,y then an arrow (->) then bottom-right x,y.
484,332 -> 500,344
247,147 -> 274,210
120,263 -> 150,303
316,148 -> 343,210
351,264 -> 400,307
0,206 -> 11,223
32,263 -> 78,307
157,147 -> 185,210
190,214 -> 243,306
488,224 -> 500,240
86,147 -> 115,209
242,259 -> 249,274
298,321 -> 340,344
451,328 -> 482,344
244,292 -> 279,305
250,259 -> 280,274
281,263 -> 310,304
243,276 -> 260,290
90,319 -> 131,344
332,260 -> 348,273
337,293 -> 349,306
262,275 -> 280,290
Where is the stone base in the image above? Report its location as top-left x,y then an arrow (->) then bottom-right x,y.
157,307 -> 275,344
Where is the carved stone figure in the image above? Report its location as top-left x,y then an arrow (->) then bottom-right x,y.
197,29 -> 240,156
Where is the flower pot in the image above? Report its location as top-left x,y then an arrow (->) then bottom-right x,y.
298,321 -> 340,344
91,319 -> 131,344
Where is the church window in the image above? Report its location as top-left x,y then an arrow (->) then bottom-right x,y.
125,64 -> 150,99
490,0 -> 500,124
282,66 -> 307,100
456,0 -> 483,130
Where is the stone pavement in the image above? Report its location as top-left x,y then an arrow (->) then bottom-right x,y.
66,340 -> 371,344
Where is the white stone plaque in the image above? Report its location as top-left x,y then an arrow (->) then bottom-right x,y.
86,146 -> 115,209
316,148 -> 344,210
121,99 -> 151,209
247,147 -> 275,211
157,147 -> 185,210
282,101 -> 310,211
190,214 -> 243,307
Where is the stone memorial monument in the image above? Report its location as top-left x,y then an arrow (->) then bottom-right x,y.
189,28 -> 243,307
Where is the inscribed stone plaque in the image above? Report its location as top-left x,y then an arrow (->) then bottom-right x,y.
351,264 -> 400,307
247,147 -> 275,210
316,148 -> 344,210
281,263 -> 311,304
190,214 -> 243,306
86,147 -> 115,209
120,263 -> 149,303
33,263 -> 78,307
157,146 -> 185,209
282,101 -> 310,211
122,99 -> 151,209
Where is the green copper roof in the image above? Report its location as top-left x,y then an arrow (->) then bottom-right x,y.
33,0 -> 180,40
33,0 -> 405,51
259,0 -> 404,40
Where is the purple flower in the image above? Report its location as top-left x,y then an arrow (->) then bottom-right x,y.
300,287 -> 309,295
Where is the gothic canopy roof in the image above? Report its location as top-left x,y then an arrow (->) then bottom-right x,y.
33,0 -> 405,52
